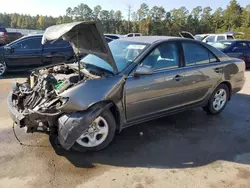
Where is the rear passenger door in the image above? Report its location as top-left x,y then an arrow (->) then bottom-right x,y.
180,41 -> 222,105
42,40 -> 73,65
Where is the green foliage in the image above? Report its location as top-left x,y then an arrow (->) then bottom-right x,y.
0,0 -> 249,39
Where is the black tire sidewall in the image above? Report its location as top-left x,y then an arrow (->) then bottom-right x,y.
72,110 -> 116,152
207,84 -> 229,115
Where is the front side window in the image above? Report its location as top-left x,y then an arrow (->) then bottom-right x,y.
182,42 -> 217,66
142,43 -> 179,70
44,40 -> 70,48
12,37 -> 42,50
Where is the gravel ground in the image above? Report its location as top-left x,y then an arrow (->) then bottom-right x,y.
0,71 -> 250,188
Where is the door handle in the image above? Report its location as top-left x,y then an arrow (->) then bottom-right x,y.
173,75 -> 183,81
214,67 -> 223,73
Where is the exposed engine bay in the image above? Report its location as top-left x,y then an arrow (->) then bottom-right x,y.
11,63 -> 103,133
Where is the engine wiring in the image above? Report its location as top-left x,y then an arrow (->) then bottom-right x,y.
12,122 -> 51,148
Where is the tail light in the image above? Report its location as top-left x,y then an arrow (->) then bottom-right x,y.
2,33 -> 6,40
240,56 -> 247,62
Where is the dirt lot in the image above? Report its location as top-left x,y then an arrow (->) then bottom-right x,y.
0,72 -> 250,188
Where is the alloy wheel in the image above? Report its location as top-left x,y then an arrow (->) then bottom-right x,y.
213,88 -> 227,111
76,116 -> 109,147
0,62 -> 6,76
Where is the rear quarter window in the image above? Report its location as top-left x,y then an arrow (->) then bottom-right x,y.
182,42 -> 218,66
0,28 -> 7,32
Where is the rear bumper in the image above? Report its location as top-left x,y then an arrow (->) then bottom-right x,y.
7,92 -> 25,127
232,77 -> 246,95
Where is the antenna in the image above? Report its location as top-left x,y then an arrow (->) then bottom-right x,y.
76,29 -> 81,81
126,4 -> 132,33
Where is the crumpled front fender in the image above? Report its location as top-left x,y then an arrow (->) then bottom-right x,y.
57,102 -> 112,150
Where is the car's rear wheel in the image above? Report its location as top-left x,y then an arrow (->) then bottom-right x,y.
72,110 -> 116,152
203,84 -> 229,115
0,61 -> 6,76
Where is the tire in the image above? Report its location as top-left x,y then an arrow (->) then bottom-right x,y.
0,61 -> 7,76
72,110 -> 116,152
203,84 -> 229,115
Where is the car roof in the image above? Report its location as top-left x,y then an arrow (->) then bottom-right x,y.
118,36 -> 179,44
218,39 -> 250,42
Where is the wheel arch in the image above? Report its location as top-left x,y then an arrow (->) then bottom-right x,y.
88,100 -> 122,132
219,81 -> 232,100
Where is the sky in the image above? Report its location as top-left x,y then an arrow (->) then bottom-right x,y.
1,0 -> 249,17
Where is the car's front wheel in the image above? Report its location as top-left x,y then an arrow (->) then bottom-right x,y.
203,84 -> 229,115
0,61 -> 7,76
72,110 -> 116,152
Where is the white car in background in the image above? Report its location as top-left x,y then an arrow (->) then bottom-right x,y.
179,31 -> 244,44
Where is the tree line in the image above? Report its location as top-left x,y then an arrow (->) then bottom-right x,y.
0,0 -> 250,38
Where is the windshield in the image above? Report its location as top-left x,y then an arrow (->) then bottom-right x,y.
80,40 -> 148,73
211,41 -> 233,49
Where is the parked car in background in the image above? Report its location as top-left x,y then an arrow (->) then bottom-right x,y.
0,34 -> 74,75
8,21 -> 245,152
211,40 -> 250,68
0,27 -> 23,46
104,33 -> 142,40
125,33 -> 142,37
105,36 -> 113,43
179,31 -> 244,45
195,32 -> 244,44
104,34 -> 123,40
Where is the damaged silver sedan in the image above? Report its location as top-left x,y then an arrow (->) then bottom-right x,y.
8,21 -> 245,152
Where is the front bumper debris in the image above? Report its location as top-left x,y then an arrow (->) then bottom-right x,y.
57,102 -> 112,150
7,92 -> 25,127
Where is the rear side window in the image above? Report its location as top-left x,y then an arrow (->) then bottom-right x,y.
44,40 -> 70,48
182,42 -> 218,66
234,42 -> 248,49
135,34 -> 141,36
0,28 -> 7,32
227,35 -> 234,40
217,35 -> 226,41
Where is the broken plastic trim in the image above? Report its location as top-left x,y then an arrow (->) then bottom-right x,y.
57,102 -> 113,150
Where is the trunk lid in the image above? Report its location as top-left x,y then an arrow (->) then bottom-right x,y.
179,31 -> 195,39
41,21 -> 118,74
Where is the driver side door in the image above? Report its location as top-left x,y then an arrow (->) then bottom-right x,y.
125,42 -> 186,123
5,37 -> 43,70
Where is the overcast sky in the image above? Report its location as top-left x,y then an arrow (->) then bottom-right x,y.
1,0 -> 249,17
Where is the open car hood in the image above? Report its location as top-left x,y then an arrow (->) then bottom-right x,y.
179,31 -> 195,39
223,31 -> 244,36
41,21 -> 118,74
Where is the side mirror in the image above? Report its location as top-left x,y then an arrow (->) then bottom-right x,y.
134,65 -> 153,77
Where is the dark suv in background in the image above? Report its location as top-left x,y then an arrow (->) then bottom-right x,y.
0,34 -> 74,75
0,27 -> 23,46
